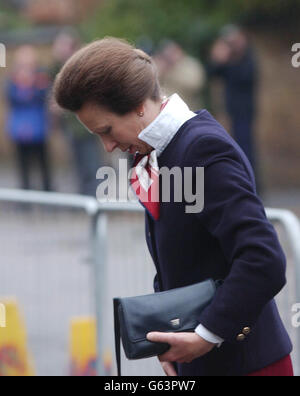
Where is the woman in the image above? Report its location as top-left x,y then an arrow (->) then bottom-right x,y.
53,38 -> 293,376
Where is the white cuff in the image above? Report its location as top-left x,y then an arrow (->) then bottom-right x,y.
195,324 -> 224,348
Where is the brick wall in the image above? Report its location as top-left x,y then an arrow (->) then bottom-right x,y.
23,0 -> 99,24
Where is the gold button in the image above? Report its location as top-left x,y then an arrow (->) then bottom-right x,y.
243,327 -> 251,335
237,334 -> 246,342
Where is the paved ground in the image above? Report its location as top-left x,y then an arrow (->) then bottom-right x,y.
0,165 -> 299,376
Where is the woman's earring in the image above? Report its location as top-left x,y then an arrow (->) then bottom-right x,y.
138,111 -> 144,117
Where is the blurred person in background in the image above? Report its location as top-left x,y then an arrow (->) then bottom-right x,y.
5,45 -> 52,191
50,30 -> 103,196
208,25 -> 259,191
154,40 -> 206,112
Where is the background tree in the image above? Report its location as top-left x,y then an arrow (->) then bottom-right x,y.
81,0 -> 300,58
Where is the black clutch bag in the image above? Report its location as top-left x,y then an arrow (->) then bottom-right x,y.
113,278 -> 219,376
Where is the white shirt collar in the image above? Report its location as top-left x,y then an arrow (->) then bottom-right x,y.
138,94 -> 196,157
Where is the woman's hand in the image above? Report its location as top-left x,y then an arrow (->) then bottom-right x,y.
160,361 -> 178,376
147,332 -> 215,366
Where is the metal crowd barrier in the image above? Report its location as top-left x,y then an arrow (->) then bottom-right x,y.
266,208 -> 300,305
0,188 -> 299,376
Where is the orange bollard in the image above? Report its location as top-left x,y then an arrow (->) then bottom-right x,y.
0,299 -> 35,376
70,317 -> 113,376
70,317 -> 97,376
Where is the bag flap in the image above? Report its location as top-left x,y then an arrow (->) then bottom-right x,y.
119,279 -> 216,343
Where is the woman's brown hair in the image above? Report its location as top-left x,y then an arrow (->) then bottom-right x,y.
53,37 -> 162,115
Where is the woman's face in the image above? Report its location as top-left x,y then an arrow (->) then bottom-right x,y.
77,100 -> 160,155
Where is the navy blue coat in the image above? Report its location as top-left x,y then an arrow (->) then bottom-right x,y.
145,110 -> 292,376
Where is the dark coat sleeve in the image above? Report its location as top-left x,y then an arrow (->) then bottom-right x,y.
153,274 -> 160,293
186,135 -> 287,343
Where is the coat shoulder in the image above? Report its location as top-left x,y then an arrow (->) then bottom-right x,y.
179,110 -> 238,156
